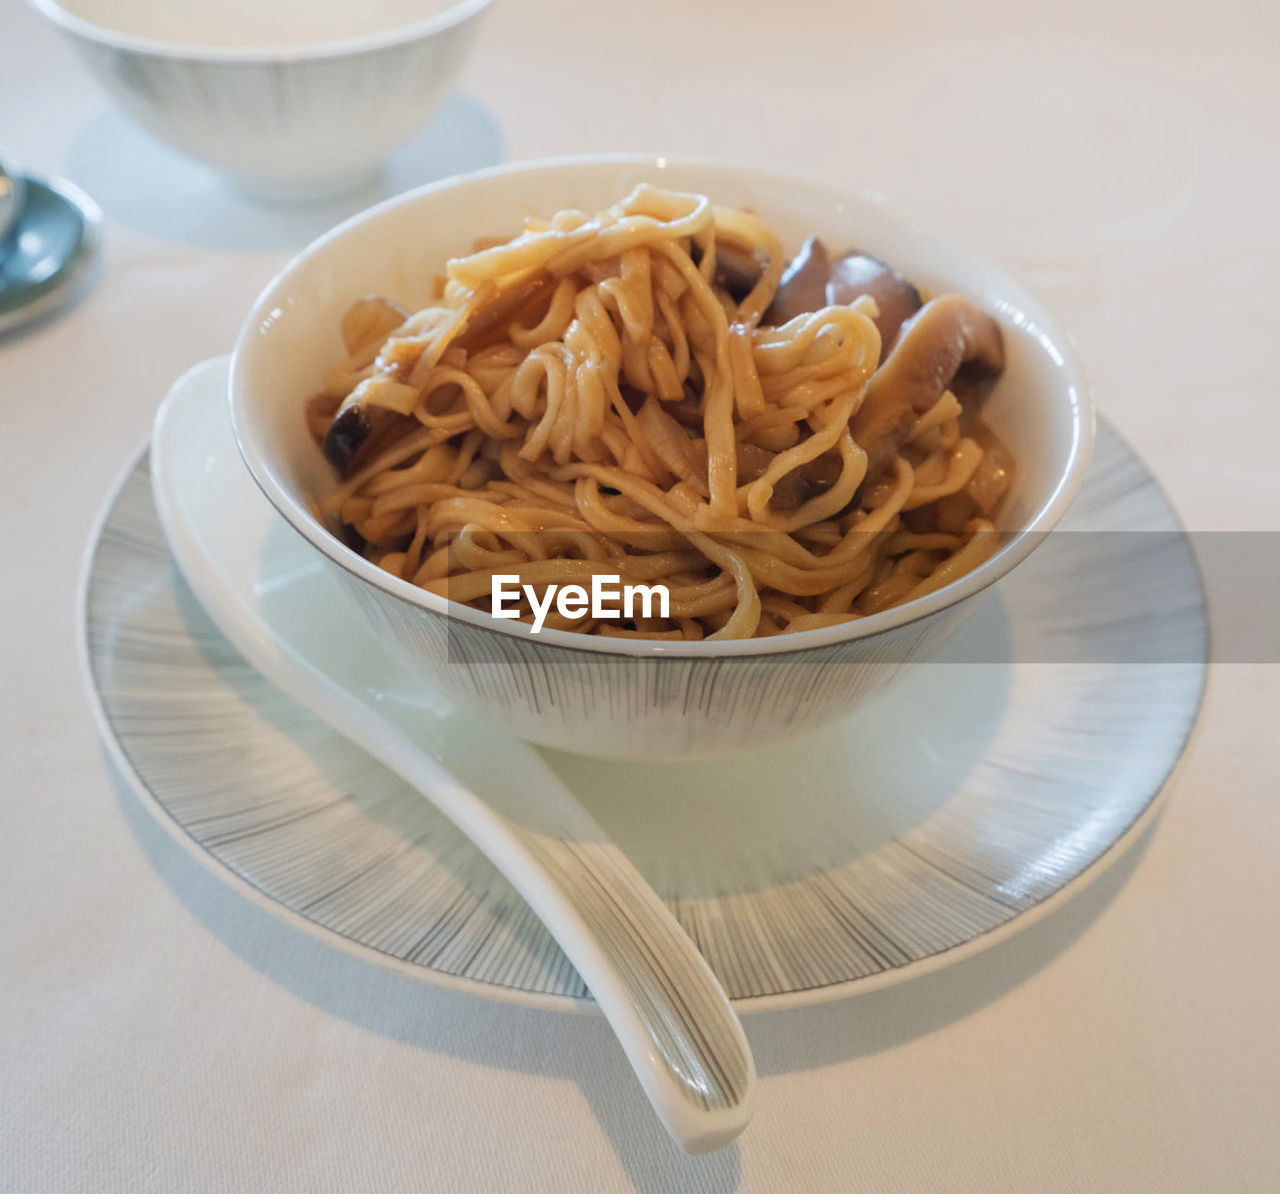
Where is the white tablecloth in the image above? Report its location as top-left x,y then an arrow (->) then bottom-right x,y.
3,1 -> 1278,1189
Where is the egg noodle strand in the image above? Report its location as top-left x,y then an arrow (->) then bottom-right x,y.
309,185 -> 1011,640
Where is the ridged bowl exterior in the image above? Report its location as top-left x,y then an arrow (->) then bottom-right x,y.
327,560 -> 977,759
50,16 -> 483,197
229,159 -> 1094,760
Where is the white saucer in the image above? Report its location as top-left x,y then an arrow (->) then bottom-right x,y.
79,357 -> 1206,1012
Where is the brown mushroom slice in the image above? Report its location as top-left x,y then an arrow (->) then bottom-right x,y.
454,270 -> 557,351
685,433 -> 843,516
765,240 -> 921,358
689,439 -> 778,499
323,275 -> 559,475
322,374 -> 422,475
733,441 -> 844,510
648,412 -> 835,509
852,295 -> 1004,479
772,448 -> 844,510
323,404 -> 418,476
764,236 -> 831,325
663,394 -> 705,430
933,492 -> 977,535
825,253 -> 922,359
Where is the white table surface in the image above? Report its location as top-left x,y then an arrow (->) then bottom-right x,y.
3,1 -> 1278,1190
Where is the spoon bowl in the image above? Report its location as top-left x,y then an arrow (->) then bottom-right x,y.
0,172 -> 100,335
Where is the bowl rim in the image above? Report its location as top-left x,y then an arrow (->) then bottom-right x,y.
26,0 -> 491,62
230,153 -> 1095,660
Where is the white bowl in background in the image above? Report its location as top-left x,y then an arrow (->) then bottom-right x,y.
231,157 -> 1094,759
29,0 -> 491,201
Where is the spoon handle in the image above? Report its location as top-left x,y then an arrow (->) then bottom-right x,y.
285,663 -> 756,1153
150,360 -> 755,1152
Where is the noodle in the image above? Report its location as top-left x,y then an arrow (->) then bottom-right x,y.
307,186 -> 1014,640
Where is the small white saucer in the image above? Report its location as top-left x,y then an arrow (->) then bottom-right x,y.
78,357 -> 1206,1012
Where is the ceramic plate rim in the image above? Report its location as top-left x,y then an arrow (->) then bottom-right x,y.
78,427 -> 1208,1016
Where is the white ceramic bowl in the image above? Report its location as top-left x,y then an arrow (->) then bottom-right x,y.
29,0 -> 490,201
231,157 -> 1093,759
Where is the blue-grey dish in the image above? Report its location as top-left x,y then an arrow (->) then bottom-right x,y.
0,174 -> 100,333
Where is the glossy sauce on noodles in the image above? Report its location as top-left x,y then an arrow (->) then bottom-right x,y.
306,186 -> 1014,640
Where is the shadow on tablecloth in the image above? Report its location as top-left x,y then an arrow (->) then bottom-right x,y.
105,755 -> 743,1191
63,92 -> 503,253
104,740 -> 1158,1191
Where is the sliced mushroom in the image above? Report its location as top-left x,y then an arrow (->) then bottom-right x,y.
733,441 -> 844,510
764,236 -> 830,325
852,294 -> 1004,479
765,239 -> 921,358
454,270 -> 557,351
732,441 -> 773,484
664,394 -> 705,430
323,275 -> 558,475
323,404 -> 417,475
824,253 -> 922,358
322,372 -> 422,474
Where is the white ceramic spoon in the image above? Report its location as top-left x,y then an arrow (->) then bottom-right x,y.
151,356 -> 756,1153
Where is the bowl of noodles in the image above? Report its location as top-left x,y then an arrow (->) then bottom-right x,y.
230,157 -> 1093,759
